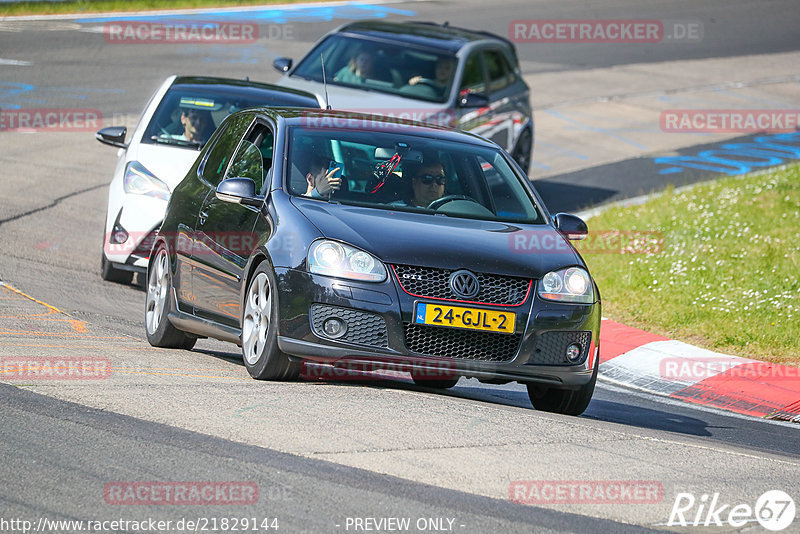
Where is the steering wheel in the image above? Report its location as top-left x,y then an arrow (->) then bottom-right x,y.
426,195 -> 481,210
415,78 -> 438,88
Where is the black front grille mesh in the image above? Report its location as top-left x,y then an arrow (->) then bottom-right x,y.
393,265 -> 530,305
311,304 -> 388,347
528,331 -> 592,365
403,323 -> 522,362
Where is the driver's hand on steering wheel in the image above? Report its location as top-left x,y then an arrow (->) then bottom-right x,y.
408,75 -> 425,86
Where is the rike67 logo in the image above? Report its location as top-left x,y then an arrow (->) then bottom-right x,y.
668,490 -> 795,531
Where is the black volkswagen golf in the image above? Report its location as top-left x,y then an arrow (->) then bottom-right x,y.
145,108 -> 601,415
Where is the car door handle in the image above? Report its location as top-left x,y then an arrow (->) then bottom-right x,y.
199,210 -> 209,225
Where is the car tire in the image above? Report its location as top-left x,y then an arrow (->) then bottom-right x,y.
511,128 -> 532,174
526,362 -> 597,416
241,262 -> 300,381
145,244 -> 196,350
101,251 -> 134,285
410,373 -> 460,389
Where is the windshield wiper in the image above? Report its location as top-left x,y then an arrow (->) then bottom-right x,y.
150,136 -> 202,149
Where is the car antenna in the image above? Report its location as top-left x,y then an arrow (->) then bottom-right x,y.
320,53 -> 332,110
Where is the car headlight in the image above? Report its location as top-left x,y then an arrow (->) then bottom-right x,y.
307,240 -> 387,282
538,267 -> 594,304
123,161 -> 170,200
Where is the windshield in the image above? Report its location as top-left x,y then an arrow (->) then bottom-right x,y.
143,84 -> 290,150
286,126 -> 542,224
291,35 -> 457,104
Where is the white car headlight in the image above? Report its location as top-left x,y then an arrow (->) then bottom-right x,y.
123,161 -> 170,200
538,267 -> 594,304
308,240 -> 386,282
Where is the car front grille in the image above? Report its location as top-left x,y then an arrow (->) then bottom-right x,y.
403,323 -> 522,362
527,331 -> 592,365
310,304 -> 388,347
392,264 -> 531,305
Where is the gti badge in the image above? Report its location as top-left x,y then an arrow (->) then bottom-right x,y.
449,270 -> 480,299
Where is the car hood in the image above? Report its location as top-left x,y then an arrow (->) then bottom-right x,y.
277,76 -> 446,117
290,198 -> 581,279
127,143 -> 201,190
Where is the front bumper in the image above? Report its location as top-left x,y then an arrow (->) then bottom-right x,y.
104,196 -> 168,269
274,268 -> 600,388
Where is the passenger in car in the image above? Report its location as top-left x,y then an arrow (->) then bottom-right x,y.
334,51 -> 375,85
298,153 -> 342,199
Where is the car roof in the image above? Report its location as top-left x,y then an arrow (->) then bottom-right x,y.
247,107 -> 499,148
171,76 -> 320,108
336,21 -> 517,55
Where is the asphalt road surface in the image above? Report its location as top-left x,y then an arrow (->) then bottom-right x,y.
1,1 -> 799,532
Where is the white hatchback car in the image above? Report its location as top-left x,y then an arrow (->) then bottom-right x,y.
97,75 -> 321,284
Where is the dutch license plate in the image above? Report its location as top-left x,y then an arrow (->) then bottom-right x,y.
413,302 -> 515,334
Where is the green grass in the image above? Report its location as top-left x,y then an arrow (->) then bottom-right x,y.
580,164 -> 800,365
1,0 -> 317,16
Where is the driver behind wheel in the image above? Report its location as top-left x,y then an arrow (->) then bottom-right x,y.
396,158 -> 446,208
163,107 -> 214,144
408,57 -> 455,94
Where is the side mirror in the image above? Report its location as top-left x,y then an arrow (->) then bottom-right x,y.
216,178 -> 264,207
273,57 -> 293,74
553,213 -> 588,241
96,126 -> 127,148
457,92 -> 489,108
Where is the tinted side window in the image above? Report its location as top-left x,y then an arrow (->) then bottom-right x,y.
485,50 -> 516,93
459,53 -> 486,94
226,141 -> 263,188
202,114 -> 253,187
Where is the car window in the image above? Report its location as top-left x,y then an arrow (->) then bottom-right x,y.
226,141 -> 263,188
202,114 -> 253,187
485,50 -> 517,93
229,125 -> 275,194
459,53 -> 486,95
286,126 -> 542,224
142,83 -> 313,150
477,155 -> 530,218
291,34 -> 456,104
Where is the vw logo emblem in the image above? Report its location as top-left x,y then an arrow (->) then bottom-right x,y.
449,270 -> 480,299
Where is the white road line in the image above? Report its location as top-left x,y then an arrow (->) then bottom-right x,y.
0,58 -> 31,66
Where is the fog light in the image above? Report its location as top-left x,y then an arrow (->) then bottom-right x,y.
566,343 -> 582,362
111,226 -> 129,244
322,317 -> 347,339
